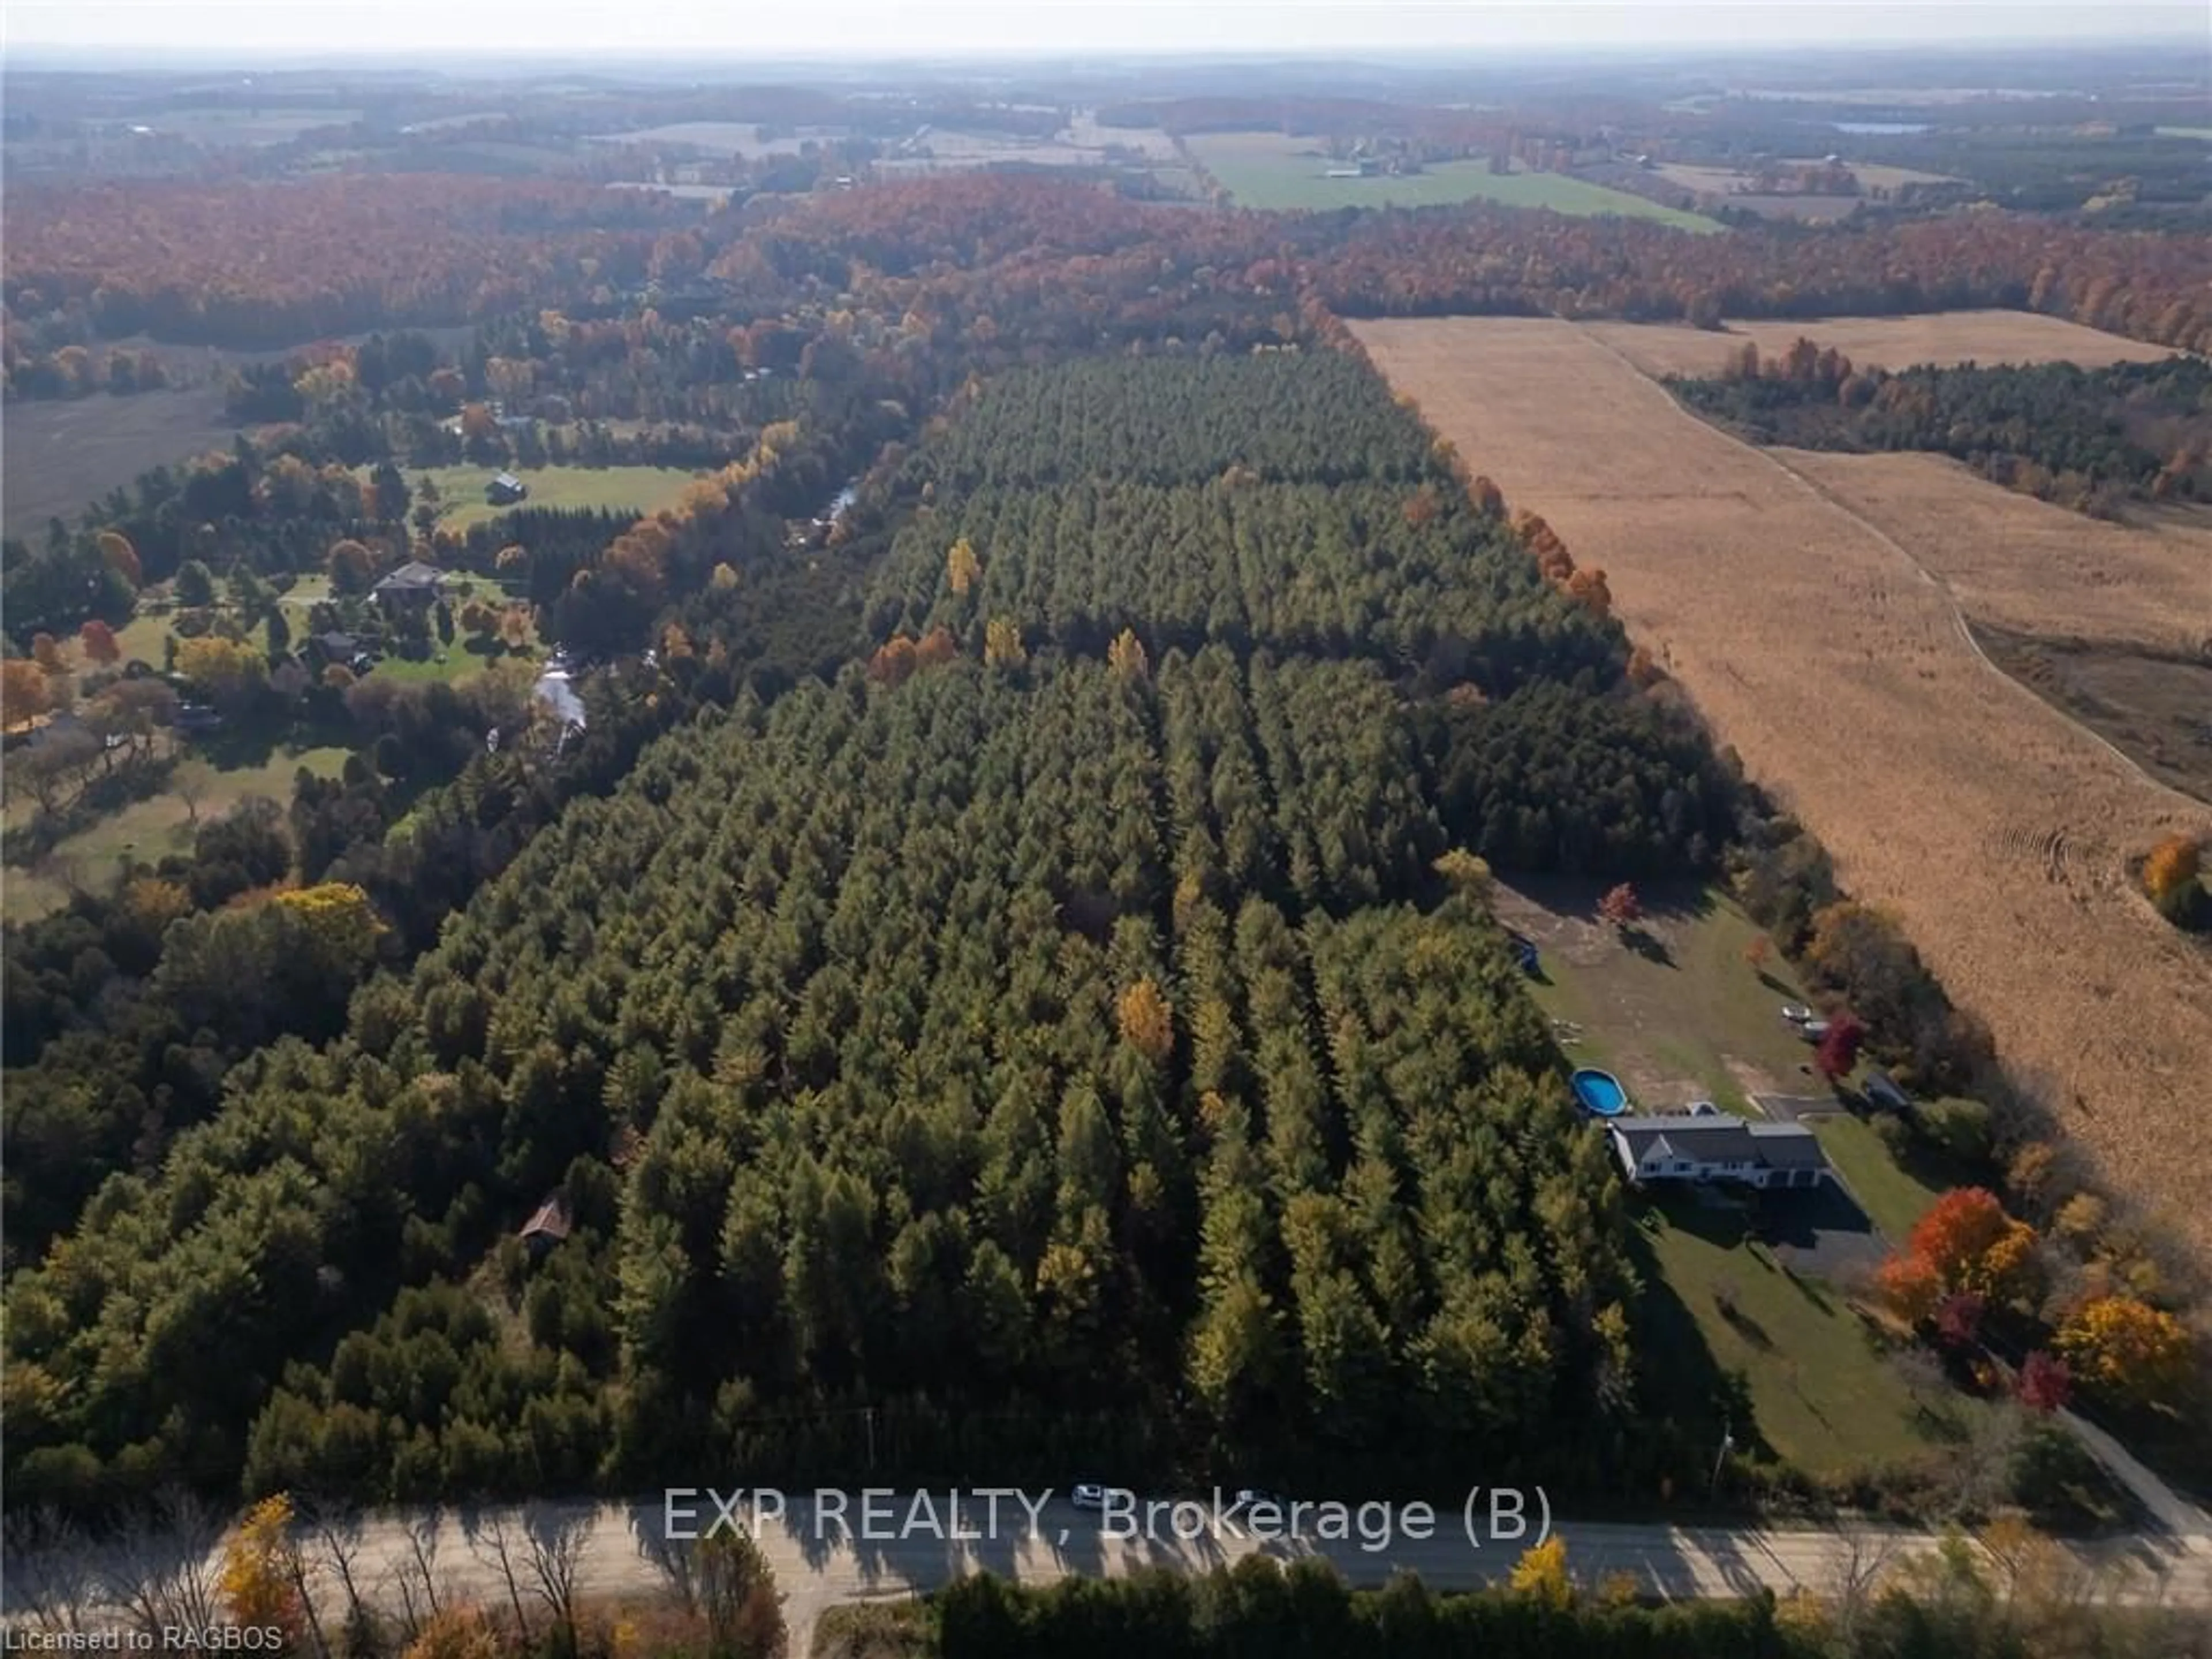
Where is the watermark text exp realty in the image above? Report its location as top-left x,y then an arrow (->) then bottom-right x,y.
663,1487 -> 1552,1554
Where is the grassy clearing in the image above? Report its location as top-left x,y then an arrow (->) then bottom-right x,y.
3,746 -> 349,923
1811,1113 -> 1948,1243
1637,1197 -> 1965,1473
402,464 -> 701,535
2155,127 -> 2212,141
1499,881 -> 1827,1115
374,637 -> 536,685
1185,132 -> 1722,229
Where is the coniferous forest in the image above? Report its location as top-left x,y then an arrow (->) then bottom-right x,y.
5,350 -> 1732,1512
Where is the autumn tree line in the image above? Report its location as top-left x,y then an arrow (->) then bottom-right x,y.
1675,344 -> 2212,517
13,166 -> 2212,386
2,175 -> 696,354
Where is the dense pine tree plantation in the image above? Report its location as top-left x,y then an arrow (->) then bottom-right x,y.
6,348 -> 1730,1512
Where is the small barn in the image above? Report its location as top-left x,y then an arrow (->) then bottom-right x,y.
487,472 -> 529,507
520,1193 -> 573,1260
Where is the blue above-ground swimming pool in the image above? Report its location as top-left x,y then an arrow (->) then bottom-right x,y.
1570,1067 -> 1629,1118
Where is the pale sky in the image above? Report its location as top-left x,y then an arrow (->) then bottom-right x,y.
6,1 -> 2207,59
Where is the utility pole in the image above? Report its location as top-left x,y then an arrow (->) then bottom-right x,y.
1710,1418 -> 1734,1499
863,1406 -> 877,1472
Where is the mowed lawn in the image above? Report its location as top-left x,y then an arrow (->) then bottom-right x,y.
1497,881 -> 1828,1115
3,746 -> 349,923
1185,132 -> 1722,229
404,464 -> 703,535
109,573 -> 536,690
112,576 -> 346,668
1495,878 -> 1972,1474
1637,1198 -> 1969,1474
1810,1113 -> 1948,1244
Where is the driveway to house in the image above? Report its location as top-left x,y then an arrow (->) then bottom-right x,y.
1751,1092 -> 1844,1124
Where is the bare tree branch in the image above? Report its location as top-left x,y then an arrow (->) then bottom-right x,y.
104,1487 -> 224,1638
463,1510 -> 532,1643
3,1506 -> 101,1631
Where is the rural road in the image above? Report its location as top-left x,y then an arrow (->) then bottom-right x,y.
10,1492 -> 2212,1653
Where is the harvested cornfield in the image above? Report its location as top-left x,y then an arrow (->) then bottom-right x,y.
1584,310 -> 2183,378
1354,315 -> 2212,1260
1777,449 -> 2212,655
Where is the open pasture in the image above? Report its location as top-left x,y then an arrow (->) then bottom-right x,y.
3,746 -> 348,925
1353,314 -> 2212,1262
1185,132 -> 1722,227
402,463 -> 703,533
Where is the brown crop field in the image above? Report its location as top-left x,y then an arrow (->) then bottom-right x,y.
1354,315 -> 2212,1260
1777,450 -> 2212,655
3,385 -> 236,540
1583,311 -> 2182,378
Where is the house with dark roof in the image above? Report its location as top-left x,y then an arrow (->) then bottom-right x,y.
372,560 -> 446,611
1607,1114 -> 1832,1191
487,471 -> 528,506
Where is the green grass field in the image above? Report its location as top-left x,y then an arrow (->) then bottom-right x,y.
1186,133 -> 1722,230
113,575 -> 340,669
403,464 -> 702,535
2155,127 -> 2212,141
1810,1114 -> 1947,1243
1638,1198 -> 1971,1474
1502,882 -> 1827,1115
4,746 -> 349,923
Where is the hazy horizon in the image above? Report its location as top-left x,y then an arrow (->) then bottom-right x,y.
7,1 -> 2207,60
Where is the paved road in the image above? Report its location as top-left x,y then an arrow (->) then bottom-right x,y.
10,1493 -> 2212,1654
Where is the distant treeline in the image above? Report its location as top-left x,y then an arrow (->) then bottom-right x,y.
1671,346 -> 2212,517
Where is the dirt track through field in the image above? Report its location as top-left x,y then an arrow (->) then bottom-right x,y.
1353,316 -> 2212,1260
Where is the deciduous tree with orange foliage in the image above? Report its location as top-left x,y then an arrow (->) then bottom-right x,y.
1117,978 -> 1175,1065
868,634 -> 919,686
95,529 -> 141,590
1878,1187 -> 2040,1324
1597,882 -> 1641,931
2141,833 -> 2206,927
913,626 -> 959,669
1,660 -> 53,728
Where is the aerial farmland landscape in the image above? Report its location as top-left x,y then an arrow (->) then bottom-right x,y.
3,5 -> 2211,1657
1354,312 -> 2212,1260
